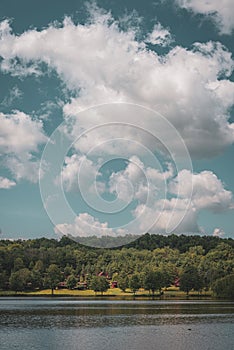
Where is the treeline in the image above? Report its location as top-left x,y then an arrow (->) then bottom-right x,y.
0,234 -> 233,298
70,233 -> 234,250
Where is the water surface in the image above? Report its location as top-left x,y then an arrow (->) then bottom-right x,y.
0,298 -> 233,350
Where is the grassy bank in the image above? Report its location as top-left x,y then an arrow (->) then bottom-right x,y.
0,288 -> 213,298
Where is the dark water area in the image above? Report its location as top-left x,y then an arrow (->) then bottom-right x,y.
0,298 -> 233,350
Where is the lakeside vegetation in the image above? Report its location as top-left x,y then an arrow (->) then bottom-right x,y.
0,234 -> 233,299
0,287 -> 213,298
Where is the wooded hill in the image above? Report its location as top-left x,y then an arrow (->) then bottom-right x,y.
0,233 -> 233,298
68,232 -> 234,251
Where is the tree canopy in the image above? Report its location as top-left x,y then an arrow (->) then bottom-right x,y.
0,234 -> 233,298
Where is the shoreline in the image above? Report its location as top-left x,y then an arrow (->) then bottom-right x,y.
0,288 -> 214,299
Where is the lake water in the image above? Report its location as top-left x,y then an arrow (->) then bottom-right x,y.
0,298 -> 233,350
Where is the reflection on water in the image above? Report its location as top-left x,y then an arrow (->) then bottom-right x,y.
0,298 -> 233,350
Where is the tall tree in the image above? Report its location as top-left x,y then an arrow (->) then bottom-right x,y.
13,257 -> 25,271
180,266 -> 204,296
66,274 -> 78,290
212,275 -> 234,299
129,274 -> 141,296
90,276 -> 109,295
144,270 -> 163,296
45,264 -> 61,295
9,268 -> 31,291
117,274 -> 129,292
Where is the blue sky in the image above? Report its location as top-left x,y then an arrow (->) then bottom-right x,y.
0,0 -> 234,240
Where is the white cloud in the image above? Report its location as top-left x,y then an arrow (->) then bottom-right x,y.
0,111 -> 45,153
54,212 -> 116,238
145,23 -> 172,46
108,156 -> 144,202
0,111 -> 47,182
176,0 -> 234,35
60,154 -> 104,194
60,153 -> 168,208
133,199 -> 199,234
58,153 -> 233,235
108,155 -> 173,204
0,176 -> 16,189
4,156 -> 42,183
131,169 -> 233,234
213,227 -> 225,237
0,12 -> 233,157
0,7 -> 233,238
169,169 -> 233,212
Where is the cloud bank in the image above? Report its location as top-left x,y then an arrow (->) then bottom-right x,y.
0,6 -> 233,239
55,155 -> 233,237
0,12 -> 234,158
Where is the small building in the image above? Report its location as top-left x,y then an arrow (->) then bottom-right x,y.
76,282 -> 87,290
57,281 -> 67,289
174,277 -> 180,287
110,281 -> 118,288
98,271 -> 109,278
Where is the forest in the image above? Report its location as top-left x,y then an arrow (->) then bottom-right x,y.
0,233 -> 233,298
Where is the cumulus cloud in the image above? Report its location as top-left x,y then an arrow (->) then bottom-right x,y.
0,111 -> 47,182
54,212 -> 116,238
133,199 -> 199,234
131,168 -> 233,234
57,153 -> 233,236
1,6 -> 233,238
60,153 -> 173,202
145,23 -> 173,46
108,155 -> 173,204
213,227 -> 225,237
0,12 -> 233,157
0,111 -> 46,153
55,163 -> 233,237
176,0 -> 234,35
0,176 -> 16,189
169,169 -> 233,212
59,153 -> 107,196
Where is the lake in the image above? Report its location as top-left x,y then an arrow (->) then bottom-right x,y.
0,298 -> 233,350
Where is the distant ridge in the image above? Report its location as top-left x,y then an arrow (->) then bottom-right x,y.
66,233 -> 140,248
124,233 -> 234,253
1,233 -> 233,252
63,232 -> 234,252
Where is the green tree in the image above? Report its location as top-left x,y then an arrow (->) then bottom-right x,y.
64,265 -> 73,278
144,270 -> 163,296
212,274 -> 234,299
13,257 -> 25,271
66,274 -> 78,289
34,260 -> 44,273
90,276 -> 109,295
117,274 -> 129,292
180,266 -> 204,296
30,269 -> 43,290
0,271 -> 9,290
45,264 -> 61,295
129,273 -> 141,295
9,268 -> 31,291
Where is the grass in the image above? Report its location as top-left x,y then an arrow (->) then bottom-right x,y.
28,288 -> 139,297
0,287 -> 213,298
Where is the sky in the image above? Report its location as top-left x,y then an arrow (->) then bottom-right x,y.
0,0 -> 234,242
